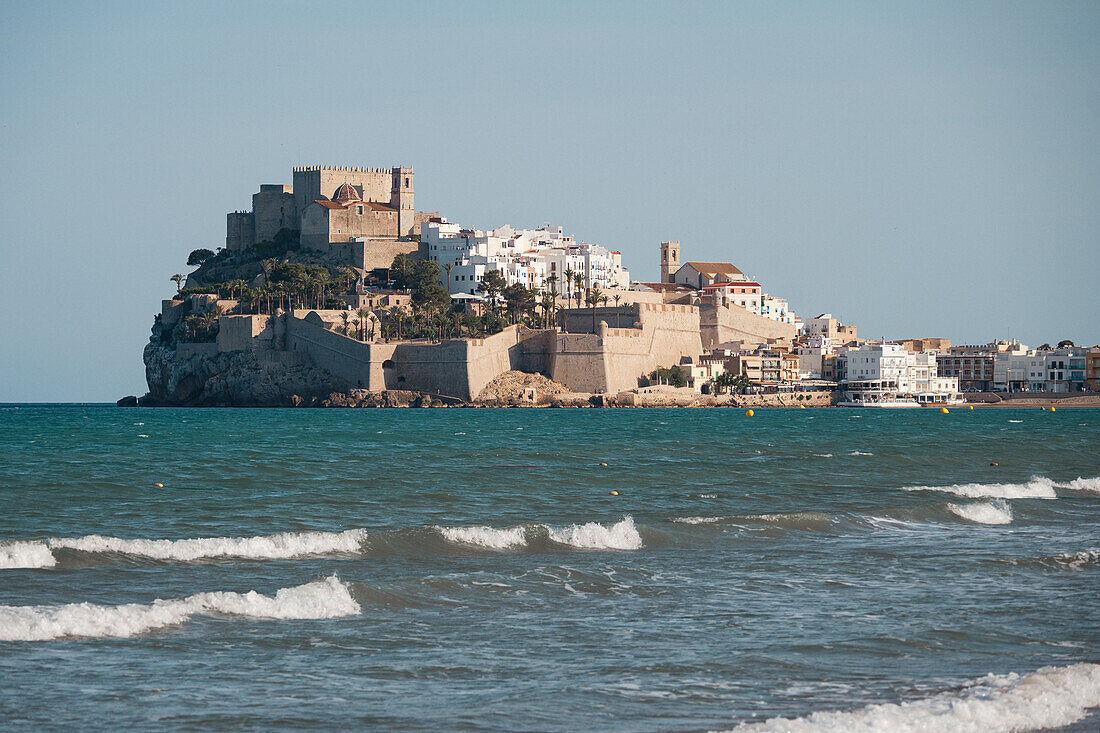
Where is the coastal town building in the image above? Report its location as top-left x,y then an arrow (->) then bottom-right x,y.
803,314 -> 858,343
421,220 -> 629,297
1088,348 -> 1100,392
840,342 -> 960,405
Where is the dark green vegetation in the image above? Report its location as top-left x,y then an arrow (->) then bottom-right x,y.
160,234 -> 600,344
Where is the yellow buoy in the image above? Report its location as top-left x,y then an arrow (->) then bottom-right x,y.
799,404 -> 806,409
746,409 -> 754,417
941,407 -> 949,414
968,405 -> 974,410
599,462 -> 608,467
609,490 -> 619,496
1050,406 -> 1056,412
154,483 -> 164,487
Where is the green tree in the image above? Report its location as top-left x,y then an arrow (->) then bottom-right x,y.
586,285 -> 604,333
1057,339 -> 1074,348
170,273 -> 183,295
477,270 -> 507,315
187,248 -> 215,267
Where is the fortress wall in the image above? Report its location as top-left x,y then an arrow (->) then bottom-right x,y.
699,303 -> 797,349
551,304 -> 703,393
285,317 -> 541,400
252,188 -> 297,243
217,315 -> 274,352
292,167 -> 399,212
285,316 -> 390,390
352,239 -> 420,271
562,306 -> 641,333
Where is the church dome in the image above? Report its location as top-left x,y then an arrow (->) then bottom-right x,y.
332,182 -> 360,203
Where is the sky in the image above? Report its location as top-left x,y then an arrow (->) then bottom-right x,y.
1,1 -> 1097,402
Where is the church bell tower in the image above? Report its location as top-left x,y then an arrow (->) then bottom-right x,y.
660,241 -> 680,283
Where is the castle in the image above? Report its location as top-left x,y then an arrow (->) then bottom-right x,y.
226,165 -> 438,266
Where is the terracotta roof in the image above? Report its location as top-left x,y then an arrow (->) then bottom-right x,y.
362,201 -> 395,212
705,281 -> 760,288
682,261 -> 744,278
315,200 -> 346,210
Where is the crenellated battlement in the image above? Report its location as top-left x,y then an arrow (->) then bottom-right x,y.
292,165 -> 412,174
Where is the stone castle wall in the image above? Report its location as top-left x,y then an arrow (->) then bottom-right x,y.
699,302 -> 797,349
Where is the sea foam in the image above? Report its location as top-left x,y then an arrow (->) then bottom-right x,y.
947,500 -> 1013,525
437,525 -> 527,549
0,542 -> 57,569
903,477 -> 1059,499
723,662 -> 1100,733
46,528 -> 367,562
0,575 -> 359,641
547,516 -> 643,550
437,517 -> 643,551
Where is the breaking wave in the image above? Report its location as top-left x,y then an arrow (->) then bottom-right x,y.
547,516 -> 642,550
0,542 -> 57,569
0,575 -> 360,641
724,662 -> 1100,732
903,476 -> 1066,499
1002,549 -> 1100,571
438,517 -> 643,551
46,528 -> 368,563
1061,476 -> 1100,494
947,500 -> 1013,525
437,525 -> 527,550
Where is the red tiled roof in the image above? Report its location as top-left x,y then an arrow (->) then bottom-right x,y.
315,200 -> 346,210
683,261 -> 745,278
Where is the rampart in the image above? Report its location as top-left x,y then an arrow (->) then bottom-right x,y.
552,303 -> 703,393
699,302 -> 797,348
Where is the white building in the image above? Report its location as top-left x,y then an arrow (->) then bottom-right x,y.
702,281 -> 762,314
760,293 -> 796,325
422,220 -> 629,297
841,343 -> 960,405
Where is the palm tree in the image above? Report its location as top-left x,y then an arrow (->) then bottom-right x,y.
573,273 -> 586,309
356,307 -> 370,340
170,273 -> 183,296
340,311 -> 351,336
587,286 -> 604,333
351,317 -> 361,340
366,313 -> 378,342
563,269 -> 575,306
443,262 -> 453,293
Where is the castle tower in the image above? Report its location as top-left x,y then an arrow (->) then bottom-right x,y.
391,166 -> 414,237
660,241 -> 680,283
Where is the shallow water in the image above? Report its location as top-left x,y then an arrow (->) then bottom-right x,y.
1,405 -> 1097,731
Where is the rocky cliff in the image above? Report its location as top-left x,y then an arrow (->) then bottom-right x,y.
141,319 -> 346,406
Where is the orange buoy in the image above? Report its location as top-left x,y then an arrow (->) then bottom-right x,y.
746,409 -> 754,417
609,490 -> 619,496
941,407 -> 949,414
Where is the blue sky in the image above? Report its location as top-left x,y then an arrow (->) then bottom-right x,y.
1,1 -> 1097,401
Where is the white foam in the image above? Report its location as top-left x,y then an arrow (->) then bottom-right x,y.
0,575 -> 360,641
46,529 -> 367,562
547,516 -> 643,550
0,541 -> 57,569
1045,549 -> 1100,570
1061,476 -> 1100,494
947,500 -> 1013,525
849,451 -> 873,456
438,525 -> 527,549
723,662 -> 1100,733
673,516 -> 726,524
903,477 -> 1058,499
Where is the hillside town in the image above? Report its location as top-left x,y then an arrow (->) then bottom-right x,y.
134,163 -> 1100,408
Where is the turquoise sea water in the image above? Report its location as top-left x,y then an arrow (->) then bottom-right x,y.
0,405 -> 1097,731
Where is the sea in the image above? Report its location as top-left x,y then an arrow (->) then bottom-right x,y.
0,404 -> 1097,732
